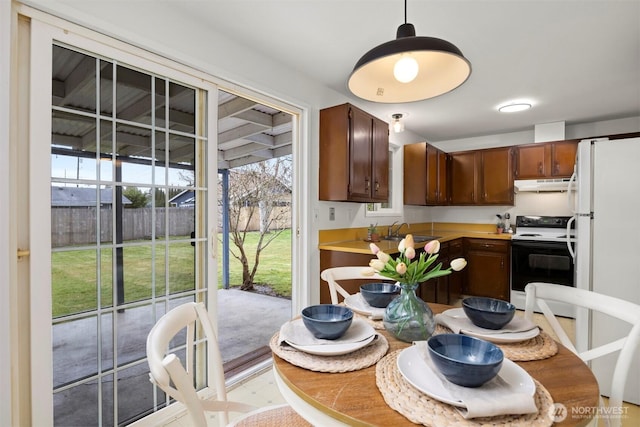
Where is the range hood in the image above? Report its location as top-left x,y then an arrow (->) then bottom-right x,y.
514,178 -> 573,192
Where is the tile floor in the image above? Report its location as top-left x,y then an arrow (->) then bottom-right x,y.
160,311 -> 640,427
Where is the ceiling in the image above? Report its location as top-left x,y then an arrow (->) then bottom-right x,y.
51,44 -> 293,170
171,0 -> 640,143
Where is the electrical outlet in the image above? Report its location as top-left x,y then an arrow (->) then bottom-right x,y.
329,207 -> 335,221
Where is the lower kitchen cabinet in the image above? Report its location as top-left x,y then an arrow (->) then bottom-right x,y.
448,239 -> 464,301
463,238 -> 511,301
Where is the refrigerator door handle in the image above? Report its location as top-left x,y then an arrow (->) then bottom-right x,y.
567,215 -> 576,260
567,170 -> 577,213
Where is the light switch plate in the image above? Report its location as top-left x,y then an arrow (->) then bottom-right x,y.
329,207 -> 335,221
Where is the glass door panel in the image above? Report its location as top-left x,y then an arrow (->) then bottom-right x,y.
50,43 -> 209,426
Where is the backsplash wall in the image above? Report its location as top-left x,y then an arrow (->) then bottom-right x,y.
429,191 -> 573,229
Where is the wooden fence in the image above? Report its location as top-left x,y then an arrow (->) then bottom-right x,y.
52,206 -> 292,247
52,207 -> 195,247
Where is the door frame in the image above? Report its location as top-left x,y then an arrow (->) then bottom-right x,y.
12,4 -> 309,425
26,16 -> 220,426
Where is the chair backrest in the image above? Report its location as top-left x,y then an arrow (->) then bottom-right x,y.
524,282 -> 640,424
320,266 -> 395,304
146,302 -> 256,427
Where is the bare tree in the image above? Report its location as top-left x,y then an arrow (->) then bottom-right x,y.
225,156 -> 291,290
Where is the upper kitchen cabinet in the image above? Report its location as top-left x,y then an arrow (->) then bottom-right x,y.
403,142 -> 448,205
450,147 -> 514,205
449,151 -> 478,205
515,140 -> 578,179
319,103 -> 389,202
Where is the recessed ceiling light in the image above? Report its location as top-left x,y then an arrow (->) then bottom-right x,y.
498,102 -> 532,113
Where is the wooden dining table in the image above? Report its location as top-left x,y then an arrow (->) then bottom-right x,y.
272,303 -> 600,426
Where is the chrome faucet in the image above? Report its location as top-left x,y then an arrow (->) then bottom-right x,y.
388,222 -> 409,237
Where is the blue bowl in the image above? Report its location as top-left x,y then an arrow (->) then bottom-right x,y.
360,282 -> 400,308
301,305 -> 353,340
428,334 -> 504,387
462,297 -> 516,330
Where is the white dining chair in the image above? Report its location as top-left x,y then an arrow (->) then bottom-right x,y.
524,282 -> 640,427
320,266 -> 395,304
146,301 -> 309,427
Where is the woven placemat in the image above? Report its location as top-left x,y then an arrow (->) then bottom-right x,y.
269,332 -> 389,372
357,313 -> 385,330
376,350 -> 554,427
434,325 -> 558,361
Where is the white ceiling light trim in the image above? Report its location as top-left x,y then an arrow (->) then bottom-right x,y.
498,102 -> 533,113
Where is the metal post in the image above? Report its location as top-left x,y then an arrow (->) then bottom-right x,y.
115,161 -> 124,310
221,169 -> 230,289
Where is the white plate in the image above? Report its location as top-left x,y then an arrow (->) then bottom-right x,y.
397,346 -> 535,408
286,334 -> 376,356
442,308 -> 540,344
344,293 -> 386,320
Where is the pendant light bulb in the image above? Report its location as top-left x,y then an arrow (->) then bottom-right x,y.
393,56 -> 419,83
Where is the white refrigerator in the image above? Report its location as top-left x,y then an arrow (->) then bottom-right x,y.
569,137 -> 640,404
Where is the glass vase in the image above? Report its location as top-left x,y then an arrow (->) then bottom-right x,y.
383,282 -> 435,342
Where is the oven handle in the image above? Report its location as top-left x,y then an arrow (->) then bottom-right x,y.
511,240 -> 572,250
566,216 -> 576,260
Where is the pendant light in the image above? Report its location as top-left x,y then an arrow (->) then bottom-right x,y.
348,0 -> 471,103
392,113 -> 405,133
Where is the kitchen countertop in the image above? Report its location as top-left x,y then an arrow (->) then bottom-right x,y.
318,224 -> 512,255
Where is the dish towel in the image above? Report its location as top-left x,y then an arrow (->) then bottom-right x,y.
278,317 -> 375,346
347,293 -> 386,320
414,341 -> 538,419
435,308 -> 538,334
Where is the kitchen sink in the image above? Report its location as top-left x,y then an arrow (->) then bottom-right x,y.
413,235 -> 441,242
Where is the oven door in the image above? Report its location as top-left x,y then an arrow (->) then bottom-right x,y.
511,240 -> 575,292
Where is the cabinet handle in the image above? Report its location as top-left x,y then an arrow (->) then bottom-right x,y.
501,258 -> 504,269
554,162 -> 559,174
375,181 -> 379,192
365,178 -> 370,192
538,162 -> 543,174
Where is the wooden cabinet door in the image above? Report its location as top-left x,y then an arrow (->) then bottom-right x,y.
463,239 -> 510,301
348,107 -> 373,201
371,117 -> 389,201
437,150 -> 449,204
450,151 -> 478,204
403,143 -> 427,205
551,141 -> 577,177
480,147 -> 514,205
426,144 -> 439,204
516,144 -> 547,179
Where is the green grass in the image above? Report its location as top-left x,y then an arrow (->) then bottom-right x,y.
220,229 -> 292,296
51,231 -> 292,318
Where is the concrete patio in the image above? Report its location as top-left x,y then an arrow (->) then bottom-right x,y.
52,289 -> 293,426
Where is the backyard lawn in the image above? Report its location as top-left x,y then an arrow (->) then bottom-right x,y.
51,229 -> 292,317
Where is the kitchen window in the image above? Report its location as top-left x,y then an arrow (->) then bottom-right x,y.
366,142 -> 402,217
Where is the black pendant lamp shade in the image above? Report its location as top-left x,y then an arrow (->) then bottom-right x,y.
348,8 -> 471,103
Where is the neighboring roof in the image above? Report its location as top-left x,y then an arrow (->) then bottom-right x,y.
169,189 -> 196,207
51,186 -> 132,207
